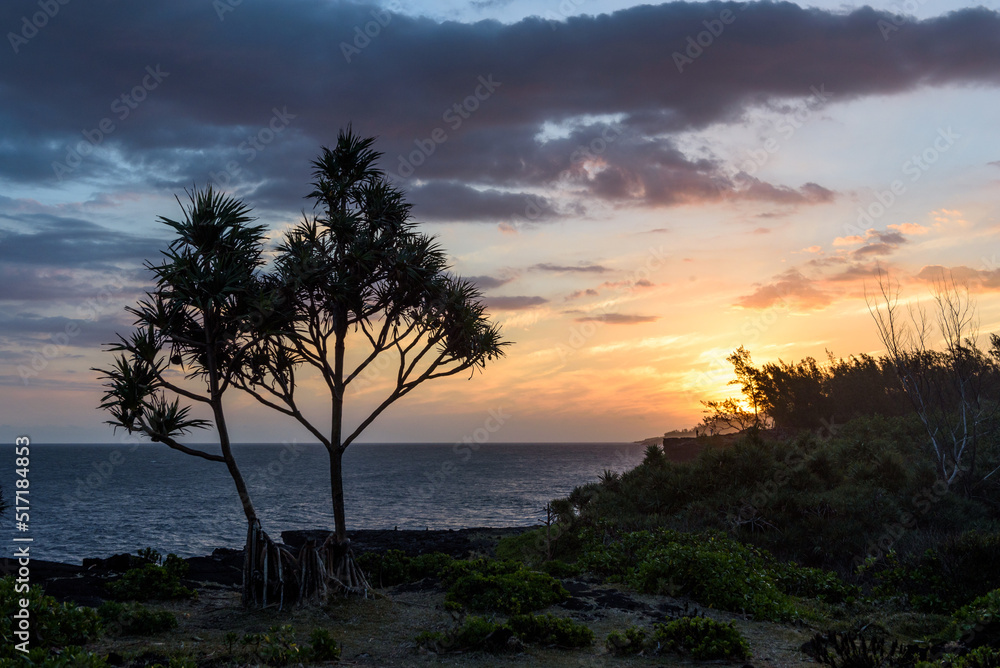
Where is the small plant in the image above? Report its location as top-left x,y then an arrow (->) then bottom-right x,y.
241,624 -> 306,666
605,626 -> 647,656
651,616 -> 751,661
809,628 -> 927,667
307,628 -> 341,661
136,547 -> 162,565
507,613 -> 593,648
98,601 -> 177,635
224,630 -> 239,653
105,550 -> 196,602
441,559 -> 569,614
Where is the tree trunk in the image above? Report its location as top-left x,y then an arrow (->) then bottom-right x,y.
330,446 -> 347,544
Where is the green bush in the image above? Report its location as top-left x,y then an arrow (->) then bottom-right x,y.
495,524 -> 584,566
98,601 -> 177,636
773,561 -> 858,604
809,628 -> 927,667
507,613 -> 593,648
106,551 -> 195,602
540,560 -> 581,578
307,628 -> 341,661
0,577 -> 101,656
650,616 -> 750,661
951,588 -> 1000,646
581,529 -> 798,621
441,559 -> 568,614
605,626 -> 647,656
949,646 -> 1000,668
241,625 -> 307,666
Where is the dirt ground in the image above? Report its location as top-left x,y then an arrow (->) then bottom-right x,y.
86,576 -> 826,667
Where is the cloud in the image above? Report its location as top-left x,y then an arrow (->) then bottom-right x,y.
574,313 -> 659,325
1,1 -> 996,217
736,268 -> 833,310
406,182 -> 558,222
914,265 -> 1000,289
888,222 -> 929,235
832,228 -> 909,257
0,213 -> 166,269
566,289 -> 599,301
533,263 -> 611,273
467,274 -> 515,290
486,295 -> 548,310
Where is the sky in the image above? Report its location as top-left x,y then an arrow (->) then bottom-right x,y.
1,0 -> 999,444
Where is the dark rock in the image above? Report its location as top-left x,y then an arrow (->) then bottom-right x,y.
82,553 -> 135,573
282,526 -> 535,558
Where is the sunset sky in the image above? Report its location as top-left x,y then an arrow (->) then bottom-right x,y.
1,0 -> 999,444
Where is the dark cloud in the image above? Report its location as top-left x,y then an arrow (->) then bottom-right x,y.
486,295 -> 548,310
736,268 -> 832,310
0,212 -> 167,269
0,265 -> 146,302
533,263 -> 611,273
406,182 -> 557,222
574,313 -> 659,324
467,274 -> 515,290
1,1 -> 997,217
848,229 -> 909,257
0,311 -> 129,351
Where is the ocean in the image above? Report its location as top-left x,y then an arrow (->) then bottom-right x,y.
0,442 -> 645,564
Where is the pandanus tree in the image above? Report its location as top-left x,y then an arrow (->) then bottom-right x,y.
234,128 -> 509,592
94,189 -> 293,606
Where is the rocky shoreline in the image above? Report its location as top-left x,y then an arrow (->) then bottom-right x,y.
3,526 -> 536,607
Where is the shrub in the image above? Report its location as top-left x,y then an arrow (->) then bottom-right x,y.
495,525 -> 583,565
951,588 -> 1000,646
809,629 -> 928,667
581,529 -> 798,621
106,551 -> 195,602
441,559 -> 569,614
307,628 -> 341,661
241,625 -> 307,666
540,560 -> 581,578
0,577 -> 101,656
98,601 -> 177,635
507,613 -> 593,648
650,616 -> 751,661
950,646 -> 1000,668
605,626 -> 647,656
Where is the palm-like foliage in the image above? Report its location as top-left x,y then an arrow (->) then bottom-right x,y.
94,187 -> 269,516
235,127 -> 509,546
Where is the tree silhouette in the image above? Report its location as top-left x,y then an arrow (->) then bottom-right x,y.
94,188 -> 292,604
236,128 -> 510,592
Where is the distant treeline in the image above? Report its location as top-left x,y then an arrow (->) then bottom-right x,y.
709,339 -> 1000,432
